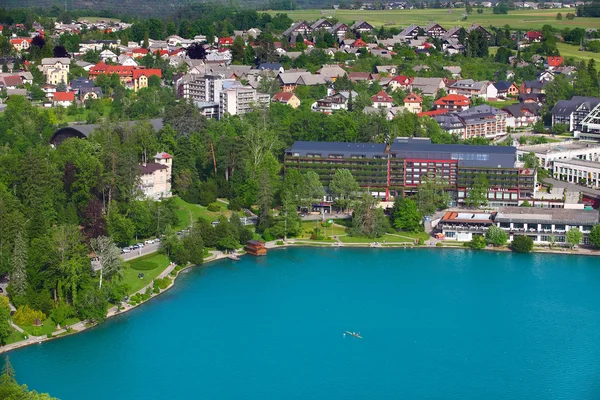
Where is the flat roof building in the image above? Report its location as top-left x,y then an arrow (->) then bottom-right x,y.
516,141 -> 600,169
553,159 -> 600,188
440,207 -> 599,244
285,138 -> 535,205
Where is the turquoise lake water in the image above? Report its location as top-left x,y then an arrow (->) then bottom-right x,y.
6,248 -> 600,399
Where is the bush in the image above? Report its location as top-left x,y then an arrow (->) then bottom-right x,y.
435,242 -> 443,247
13,305 -> 46,326
468,235 -> 486,250
153,286 -> 160,294
47,333 -> 52,338
130,261 -> 159,271
263,232 -> 275,241
276,240 -> 284,245
511,235 -> 534,253
417,238 -> 424,245
207,203 -> 221,212
153,277 -> 172,291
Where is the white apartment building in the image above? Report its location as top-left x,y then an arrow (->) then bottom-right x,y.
40,58 -> 70,85
553,159 -> 600,188
138,152 -> 172,200
219,83 -> 269,118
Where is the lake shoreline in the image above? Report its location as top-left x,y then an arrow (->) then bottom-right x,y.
1,240 -> 598,354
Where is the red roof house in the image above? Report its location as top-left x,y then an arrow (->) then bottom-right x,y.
388,75 -> 413,90
526,31 -> 543,42
371,90 -> 394,107
218,37 -> 234,47
404,93 -> 423,104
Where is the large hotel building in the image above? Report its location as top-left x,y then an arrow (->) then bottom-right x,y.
284,138 -> 536,206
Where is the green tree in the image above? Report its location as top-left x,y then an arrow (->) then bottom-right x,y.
556,12 -> 563,20
511,235 -> 533,253
10,230 -> 28,298
566,227 -> 582,249
523,152 -> 540,169
485,225 -> 508,246
301,171 -> 325,211
589,225 -> 600,249
75,286 -> 108,323
329,169 -> 359,213
468,235 -> 486,249
90,236 -> 123,289
0,298 -> 11,346
415,177 -> 450,215
349,193 -> 390,238
465,174 -> 489,208
50,301 -> 74,327
392,197 -> 422,232
182,226 -> 204,264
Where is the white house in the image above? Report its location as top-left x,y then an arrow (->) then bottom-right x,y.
138,152 -> 173,200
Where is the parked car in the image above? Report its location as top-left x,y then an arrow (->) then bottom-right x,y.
144,239 -> 154,244
122,248 -> 131,253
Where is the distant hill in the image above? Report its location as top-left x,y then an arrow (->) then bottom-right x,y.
1,0 -> 335,18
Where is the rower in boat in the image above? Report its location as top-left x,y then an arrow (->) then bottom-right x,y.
345,331 -> 363,339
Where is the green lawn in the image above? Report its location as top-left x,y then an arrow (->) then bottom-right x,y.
338,230 -> 429,243
270,9 -> 598,30
18,318 -> 57,337
557,43 -> 600,64
6,328 -> 27,344
173,197 -> 242,230
298,220 -> 348,238
122,253 -> 171,294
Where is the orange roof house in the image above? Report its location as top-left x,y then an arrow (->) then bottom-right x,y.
10,38 -> 32,51
133,69 -> 162,92
545,56 -> 564,68
403,92 -> 423,113
418,109 -> 449,117
434,94 -> 470,111
53,91 -> 75,101
131,48 -> 149,58
272,92 -> 301,108
351,38 -> 368,48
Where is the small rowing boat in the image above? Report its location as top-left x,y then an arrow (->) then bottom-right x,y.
345,331 -> 363,339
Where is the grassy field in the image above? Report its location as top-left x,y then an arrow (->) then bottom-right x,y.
122,253 -> 171,294
557,43 -> 600,64
78,17 -> 122,23
270,9 -> 598,30
173,197 -> 242,230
